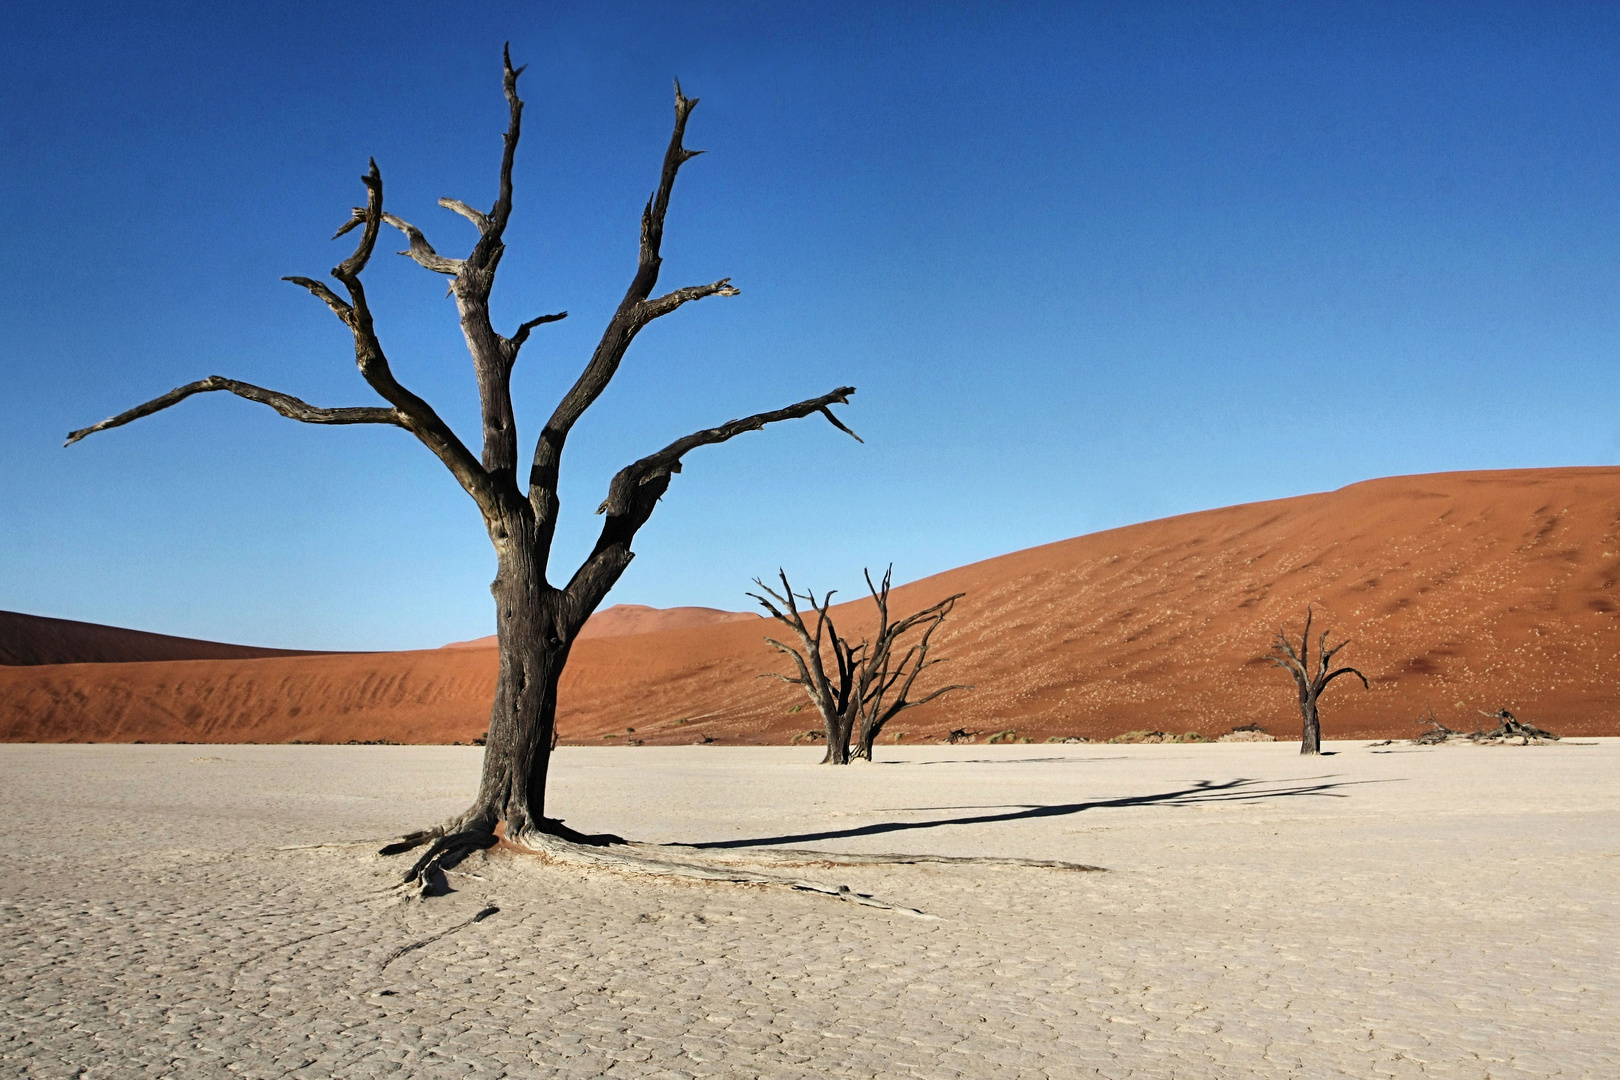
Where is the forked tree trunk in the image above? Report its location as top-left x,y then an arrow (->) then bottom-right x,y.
822,711 -> 854,764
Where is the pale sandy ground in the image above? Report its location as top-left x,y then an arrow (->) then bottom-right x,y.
2,741 -> 1616,1079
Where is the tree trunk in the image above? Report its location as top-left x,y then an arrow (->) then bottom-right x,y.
1299,693 -> 1322,755
853,731 -> 875,761
822,712 -> 853,764
854,708 -> 887,760
461,542 -> 570,840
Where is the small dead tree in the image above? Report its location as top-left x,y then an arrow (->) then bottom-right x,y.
67,50 -> 859,883
750,567 -> 968,763
1475,709 -> 1560,743
1413,707 -> 1560,745
1267,607 -> 1368,755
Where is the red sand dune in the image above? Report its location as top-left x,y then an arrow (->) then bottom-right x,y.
4,467 -> 1619,744
0,610 -> 327,666
440,605 -> 758,649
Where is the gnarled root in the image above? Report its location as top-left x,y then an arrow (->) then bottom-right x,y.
682,847 -> 1104,872
377,818 -> 499,897
504,828 -> 942,918
376,812 -> 629,898
379,818 -> 1099,917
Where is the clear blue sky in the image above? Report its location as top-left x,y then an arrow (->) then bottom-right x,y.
3,2 -> 1618,650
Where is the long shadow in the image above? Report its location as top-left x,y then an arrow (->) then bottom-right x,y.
678,775 -> 1391,850
897,756 -> 1128,766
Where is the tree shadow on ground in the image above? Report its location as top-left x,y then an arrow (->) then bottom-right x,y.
679,775 -> 1390,850
892,756 -> 1127,765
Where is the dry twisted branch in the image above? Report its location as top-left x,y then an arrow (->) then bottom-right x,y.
66,376 -> 402,445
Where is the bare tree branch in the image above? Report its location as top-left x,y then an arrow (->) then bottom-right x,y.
70,158 -> 496,519
489,44 -> 525,239
1321,666 -> 1369,690
595,387 -> 858,518
66,376 -> 402,446
634,279 -> 740,326
330,207 -> 367,240
853,572 -> 967,755
417,44 -> 535,484
312,161 -> 498,515
817,405 -> 865,444
528,78 -> 712,526
438,197 -> 490,231
759,638 -> 815,689
509,311 -> 568,353
282,275 -> 355,325
332,163 -> 384,280
557,388 -> 857,612
1268,650 -> 1308,684
382,213 -> 465,275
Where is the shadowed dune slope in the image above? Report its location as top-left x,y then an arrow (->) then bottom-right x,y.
0,611 -> 328,666
4,467 -> 1619,744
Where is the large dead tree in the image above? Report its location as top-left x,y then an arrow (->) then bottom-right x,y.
751,567 -> 967,763
1267,607 -> 1368,755
67,50 -> 858,881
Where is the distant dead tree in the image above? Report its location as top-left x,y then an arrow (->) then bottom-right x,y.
750,567 -> 968,763
1415,708 -> 1559,745
1267,607 -> 1368,755
67,49 -> 859,886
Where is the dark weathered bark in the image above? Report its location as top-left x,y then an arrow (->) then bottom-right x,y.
67,47 -> 858,889
749,573 -> 858,762
850,568 -> 968,760
752,567 -> 968,764
1413,708 -> 1559,745
1267,607 -> 1368,755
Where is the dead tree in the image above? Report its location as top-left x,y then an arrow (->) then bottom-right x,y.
1413,709 -> 1462,745
1476,709 -> 1560,743
1413,708 -> 1560,745
67,50 -> 858,883
1267,607 -> 1368,755
750,567 -> 967,763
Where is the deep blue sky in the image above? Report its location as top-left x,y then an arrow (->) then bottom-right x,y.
3,2 -> 1619,650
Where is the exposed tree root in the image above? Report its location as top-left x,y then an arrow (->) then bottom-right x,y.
504,830 -> 940,918
669,846 -> 1104,873
378,817 -> 1102,916
379,905 -> 499,970
377,826 -> 496,898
